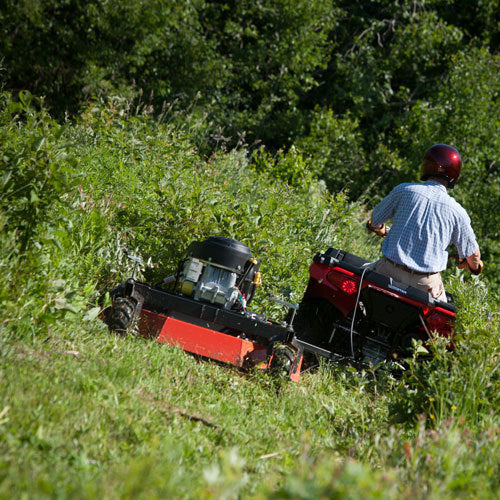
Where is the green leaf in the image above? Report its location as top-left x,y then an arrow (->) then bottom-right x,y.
30,190 -> 40,203
34,137 -> 45,152
54,297 -> 79,313
83,306 -> 101,321
415,344 -> 429,355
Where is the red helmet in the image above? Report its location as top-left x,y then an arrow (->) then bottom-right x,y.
421,144 -> 462,188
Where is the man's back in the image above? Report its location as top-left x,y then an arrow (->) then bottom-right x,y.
372,180 -> 477,273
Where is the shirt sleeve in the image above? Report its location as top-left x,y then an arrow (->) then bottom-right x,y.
451,209 -> 479,259
371,187 -> 399,226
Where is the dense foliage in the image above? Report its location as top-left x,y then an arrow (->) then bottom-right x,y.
1,0 -> 498,285
0,92 -> 358,332
1,1 -> 499,497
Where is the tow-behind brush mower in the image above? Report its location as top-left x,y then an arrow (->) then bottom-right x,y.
103,237 -> 304,381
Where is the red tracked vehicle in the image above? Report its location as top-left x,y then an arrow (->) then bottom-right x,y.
292,248 -> 456,367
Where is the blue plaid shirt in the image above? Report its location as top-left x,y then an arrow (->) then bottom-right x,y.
371,180 -> 478,273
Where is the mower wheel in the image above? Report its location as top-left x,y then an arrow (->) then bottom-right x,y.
108,297 -> 136,333
269,344 -> 295,377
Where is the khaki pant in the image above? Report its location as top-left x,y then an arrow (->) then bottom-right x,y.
373,258 -> 447,302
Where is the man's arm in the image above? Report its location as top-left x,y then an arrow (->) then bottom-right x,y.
451,206 -> 482,275
366,187 -> 398,237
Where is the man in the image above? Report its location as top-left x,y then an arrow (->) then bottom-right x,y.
366,144 -> 482,302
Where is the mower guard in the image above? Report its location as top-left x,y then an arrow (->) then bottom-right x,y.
108,279 -> 303,381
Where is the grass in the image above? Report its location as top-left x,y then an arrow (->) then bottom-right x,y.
0,322 -> 384,498
1,292 -> 498,499
1,94 -> 499,498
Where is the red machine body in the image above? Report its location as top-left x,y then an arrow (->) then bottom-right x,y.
293,248 -> 456,366
145,311 -> 301,382
139,310 -> 268,367
309,260 -> 455,341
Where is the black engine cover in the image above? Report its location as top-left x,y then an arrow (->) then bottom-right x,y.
186,236 -> 253,274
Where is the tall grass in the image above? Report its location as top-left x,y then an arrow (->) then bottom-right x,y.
1,93 -> 498,498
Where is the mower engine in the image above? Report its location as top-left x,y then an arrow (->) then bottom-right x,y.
176,237 -> 261,311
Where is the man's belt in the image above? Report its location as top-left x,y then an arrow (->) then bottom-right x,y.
384,257 -> 436,276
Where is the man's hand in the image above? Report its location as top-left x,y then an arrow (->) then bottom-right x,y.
366,219 -> 388,237
457,248 -> 483,275
457,259 -> 484,275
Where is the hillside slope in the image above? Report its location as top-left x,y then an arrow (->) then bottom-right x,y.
1,96 -> 498,499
